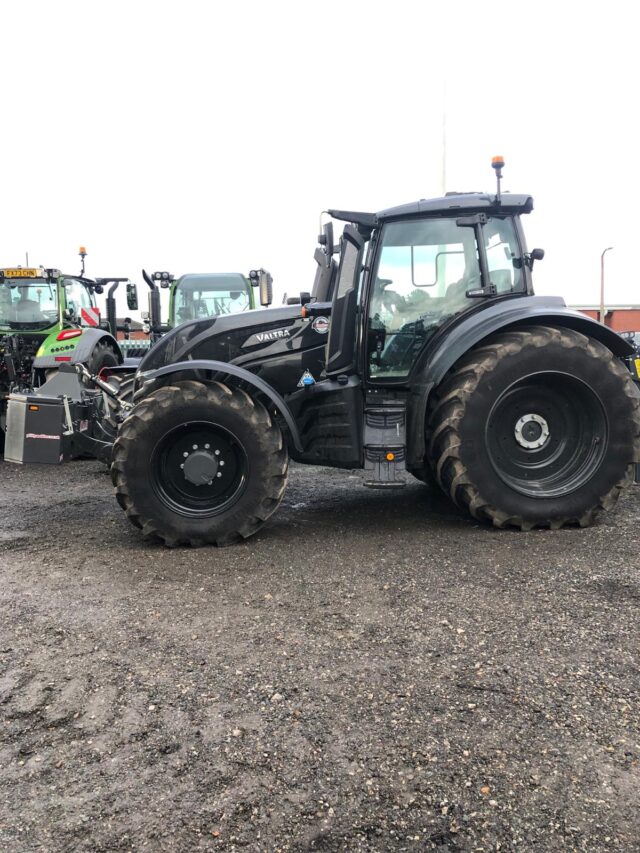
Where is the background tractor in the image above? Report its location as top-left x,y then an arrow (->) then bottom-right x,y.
0,264 -> 127,449
98,267 -> 273,425
115,268 -> 269,359
0,263 -> 274,459
109,159 -> 640,546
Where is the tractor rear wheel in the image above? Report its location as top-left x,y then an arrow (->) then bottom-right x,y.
111,380 -> 288,546
428,326 -> 640,529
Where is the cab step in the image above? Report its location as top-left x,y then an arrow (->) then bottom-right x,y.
362,405 -> 406,488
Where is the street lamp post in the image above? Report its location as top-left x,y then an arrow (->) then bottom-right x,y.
600,247 -> 614,324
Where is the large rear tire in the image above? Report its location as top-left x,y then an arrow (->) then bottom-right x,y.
111,380 -> 288,546
428,326 -> 640,529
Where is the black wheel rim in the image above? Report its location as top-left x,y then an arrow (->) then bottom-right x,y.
485,371 -> 608,498
150,421 -> 248,517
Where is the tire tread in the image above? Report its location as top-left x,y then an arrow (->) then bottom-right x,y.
427,325 -> 640,529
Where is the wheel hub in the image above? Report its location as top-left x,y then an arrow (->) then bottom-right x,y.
485,372 -> 608,499
514,413 -> 550,449
181,444 -> 225,486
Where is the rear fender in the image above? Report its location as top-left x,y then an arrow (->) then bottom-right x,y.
34,328 -> 122,369
407,297 -> 636,468
137,359 -> 303,453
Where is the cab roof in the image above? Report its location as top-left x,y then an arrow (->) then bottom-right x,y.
328,192 -> 534,228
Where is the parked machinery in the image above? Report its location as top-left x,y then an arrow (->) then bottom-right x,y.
0,262 -> 127,450
106,159 -> 640,545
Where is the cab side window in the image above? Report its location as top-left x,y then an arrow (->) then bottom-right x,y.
367,217 -> 480,379
484,219 -> 524,293
63,279 -> 92,318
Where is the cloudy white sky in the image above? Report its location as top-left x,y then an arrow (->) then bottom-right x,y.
3,1 -> 638,317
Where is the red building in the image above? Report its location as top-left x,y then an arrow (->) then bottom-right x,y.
114,318 -> 148,341
573,305 -> 640,333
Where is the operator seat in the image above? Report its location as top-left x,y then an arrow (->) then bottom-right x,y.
177,305 -> 195,322
14,298 -> 46,323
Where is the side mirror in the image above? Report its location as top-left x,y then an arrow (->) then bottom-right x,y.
258,270 -> 273,307
126,282 -> 139,311
527,248 -> 545,269
318,222 -> 334,256
249,269 -> 273,307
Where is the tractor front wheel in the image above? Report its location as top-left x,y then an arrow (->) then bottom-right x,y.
428,326 -> 640,529
111,380 -> 288,546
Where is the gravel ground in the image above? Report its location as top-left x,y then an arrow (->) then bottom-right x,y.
0,458 -> 639,852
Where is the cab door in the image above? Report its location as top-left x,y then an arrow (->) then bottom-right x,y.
325,225 -> 366,376
287,224 -> 366,467
63,278 -> 99,327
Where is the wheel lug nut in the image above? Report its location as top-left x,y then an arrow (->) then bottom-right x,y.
219,460 -> 225,467
214,450 -> 220,456
205,443 -> 210,449
216,472 -> 222,478
192,444 -> 198,450
183,452 -> 188,458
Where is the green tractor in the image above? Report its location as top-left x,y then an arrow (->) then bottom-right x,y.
0,264 -> 127,448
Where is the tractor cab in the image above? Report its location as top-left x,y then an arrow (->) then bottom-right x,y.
0,266 -> 103,333
171,273 -> 255,323
324,192 -> 537,381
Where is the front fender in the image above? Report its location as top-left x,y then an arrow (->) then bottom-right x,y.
137,359 -> 304,453
407,296 -> 636,468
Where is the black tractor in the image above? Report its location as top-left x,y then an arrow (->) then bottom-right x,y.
111,159 -> 640,546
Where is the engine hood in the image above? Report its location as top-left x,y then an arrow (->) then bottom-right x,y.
138,305 -> 314,374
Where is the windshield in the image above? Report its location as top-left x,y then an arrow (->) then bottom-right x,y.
0,280 -> 59,330
173,274 -> 251,324
368,215 -> 523,379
